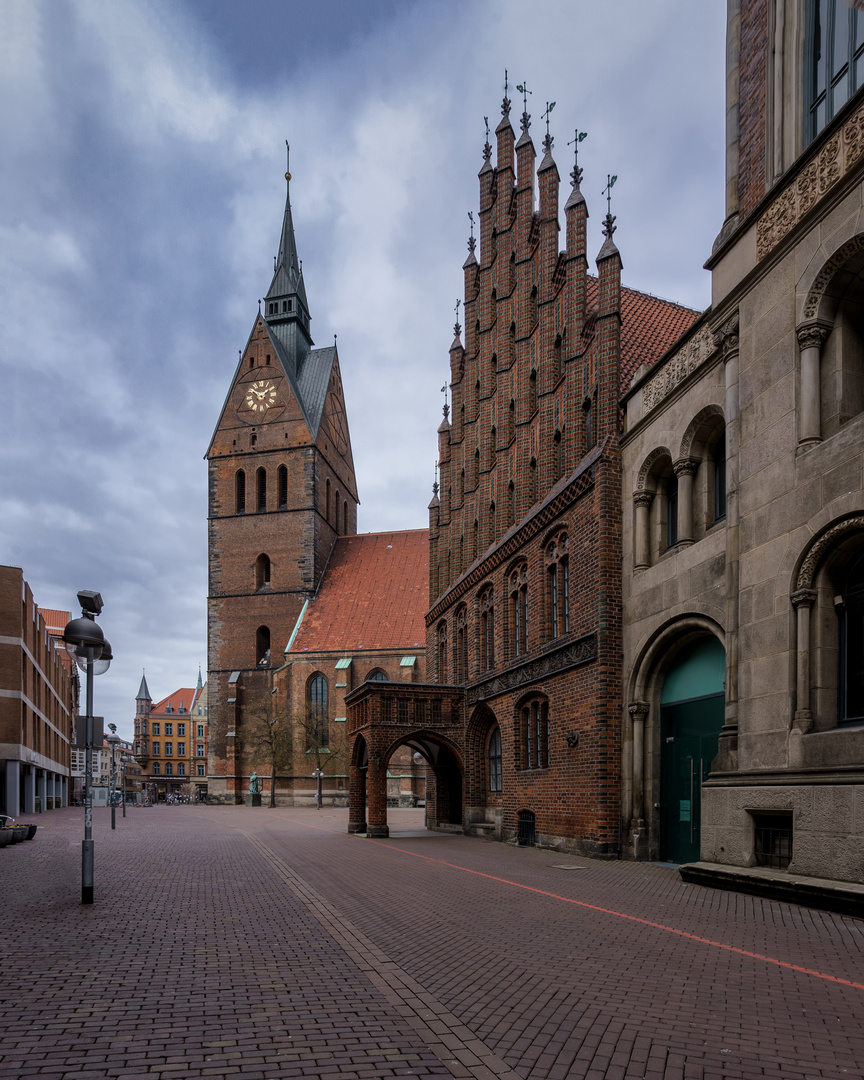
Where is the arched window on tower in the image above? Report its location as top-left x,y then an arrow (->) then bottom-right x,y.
480,587 -> 494,672
256,626 -> 271,667
488,726 -> 502,792
277,465 -> 288,510
517,697 -> 549,769
306,674 -> 329,749
235,470 -> 246,514
546,532 -> 569,639
255,553 -> 271,592
256,468 -> 267,513
509,564 -> 528,658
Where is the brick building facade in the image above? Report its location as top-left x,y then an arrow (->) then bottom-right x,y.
134,674 -> 206,801
0,566 -> 75,816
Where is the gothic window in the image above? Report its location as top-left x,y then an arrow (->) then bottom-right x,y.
473,448 -> 480,490
249,356 -> 254,369
235,470 -> 246,514
256,468 -> 267,513
480,588 -> 494,672
806,0 -> 864,144
278,465 -> 288,510
584,396 -> 593,450
546,533 -> 570,639
152,762 -> 160,775
437,621 -> 448,682
508,481 -> 515,527
307,674 -> 329,749
367,669 -> 388,682
530,285 -> 538,326
489,426 -> 497,469
488,726 -> 502,792
255,553 -> 271,591
518,698 -> 549,769
455,606 -> 468,683
509,564 -> 529,659
256,626 -> 270,666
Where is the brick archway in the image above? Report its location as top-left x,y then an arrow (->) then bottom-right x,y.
346,682 -> 465,838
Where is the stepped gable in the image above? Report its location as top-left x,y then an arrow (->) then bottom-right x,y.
585,275 -> 700,391
289,530 -> 429,653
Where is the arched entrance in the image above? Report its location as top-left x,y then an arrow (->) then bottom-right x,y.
395,734 -> 463,831
659,636 -> 725,863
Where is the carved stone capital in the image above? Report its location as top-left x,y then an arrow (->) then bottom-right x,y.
673,458 -> 698,479
790,588 -> 818,610
712,314 -> 739,357
628,700 -> 650,723
796,323 -> 829,351
633,490 -> 654,509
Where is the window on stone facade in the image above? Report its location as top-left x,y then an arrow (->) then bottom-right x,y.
152,762 -> 160,775
197,724 -> 204,737
518,698 -> 549,769
152,723 -> 160,736
152,742 -> 160,756
509,564 -> 529,658
178,724 -> 185,736
806,0 -> 864,145
178,762 -> 186,776
255,553 -> 271,591
165,742 -> 173,756
306,674 -> 329,749
165,723 -> 173,735
256,626 -> 271,666
713,434 -> 727,523
480,588 -> 494,671
235,470 -> 246,514
278,465 -> 288,510
437,621 -> 448,682
256,468 -> 267,513
197,764 -> 205,776
177,743 -> 185,756
455,607 -> 468,683
488,726 -> 502,792
546,533 -> 570,639
197,744 -> 205,756
666,473 -> 679,549
165,762 -> 173,776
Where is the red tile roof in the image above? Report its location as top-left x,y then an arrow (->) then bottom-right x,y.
38,608 -> 71,636
584,276 -> 701,392
288,530 -> 429,654
151,688 -> 199,715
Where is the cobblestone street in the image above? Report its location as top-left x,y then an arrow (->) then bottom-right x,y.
1,805 -> 862,1080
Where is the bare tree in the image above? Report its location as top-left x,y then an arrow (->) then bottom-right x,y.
294,706 -> 347,809
242,697 -> 293,807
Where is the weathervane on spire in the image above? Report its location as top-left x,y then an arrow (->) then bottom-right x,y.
285,140 -> 291,181
602,173 -> 618,237
483,115 -> 491,162
542,100 -> 556,154
453,297 -> 462,336
501,68 -> 511,118
468,210 -> 476,255
516,80 -> 532,133
568,129 -> 587,187
433,461 -> 439,498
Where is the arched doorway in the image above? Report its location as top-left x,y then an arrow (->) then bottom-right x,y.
659,636 -> 725,863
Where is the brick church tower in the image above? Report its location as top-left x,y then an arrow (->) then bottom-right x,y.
206,162 -> 358,803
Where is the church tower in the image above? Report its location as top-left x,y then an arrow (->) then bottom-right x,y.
206,160 -> 358,803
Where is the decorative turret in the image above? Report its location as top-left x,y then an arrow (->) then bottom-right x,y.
595,174 -> 622,443
565,129 -> 589,332
136,671 -> 152,717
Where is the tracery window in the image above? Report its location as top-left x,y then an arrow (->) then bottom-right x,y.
546,533 -> 570,639
508,564 -> 529,658
807,0 -> 864,144
307,674 -> 329,749
480,588 -> 494,671
488,726 -> 503,792
235,470 -> 246,514
518,698 -> 549,769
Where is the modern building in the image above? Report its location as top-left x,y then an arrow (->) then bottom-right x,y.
0,566 -> 75,816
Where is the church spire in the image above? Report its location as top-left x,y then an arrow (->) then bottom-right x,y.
264,144 -> 312,346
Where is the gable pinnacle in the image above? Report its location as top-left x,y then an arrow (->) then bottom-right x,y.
516,80 -> 532,133
483,116 -> 491,162
603,173 -> 618,236
501,69 -> 511,118
568,129 -> 587,189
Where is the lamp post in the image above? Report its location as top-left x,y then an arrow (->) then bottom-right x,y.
120,756 -> 127,817
107,725 -> 120,829
63,591 -> 112,906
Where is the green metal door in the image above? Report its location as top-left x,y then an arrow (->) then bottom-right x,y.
658,637 -> 725,864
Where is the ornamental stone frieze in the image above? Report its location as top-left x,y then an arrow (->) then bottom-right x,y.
640,326 -> 716,415
465,633 -> 596,705
756,106 -> 864,261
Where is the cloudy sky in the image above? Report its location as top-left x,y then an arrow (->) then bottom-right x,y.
0,0 -> 726,737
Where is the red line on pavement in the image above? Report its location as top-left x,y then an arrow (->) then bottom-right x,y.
264,814 -> 864,991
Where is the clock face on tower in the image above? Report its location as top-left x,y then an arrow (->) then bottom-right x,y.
245,379 -> 278,413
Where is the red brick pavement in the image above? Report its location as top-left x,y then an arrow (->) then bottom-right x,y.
1,805 -> 862,1080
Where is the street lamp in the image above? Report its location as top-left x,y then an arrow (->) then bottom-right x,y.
106,724 -> 120,830
120,755 -> 127,817
63,590 -> 112,906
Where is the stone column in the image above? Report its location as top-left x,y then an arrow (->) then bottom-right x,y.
38,770 -> 47,814
792,588 -> 817,731
366,749 -> 389,838
633,492 -> 653,570
673,459 -> 697,546
628,701 -> 649,829
796,324 -> 828,448
347,762 -> 367,834
23,767 -> 35,814
5,761 -> 20,817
